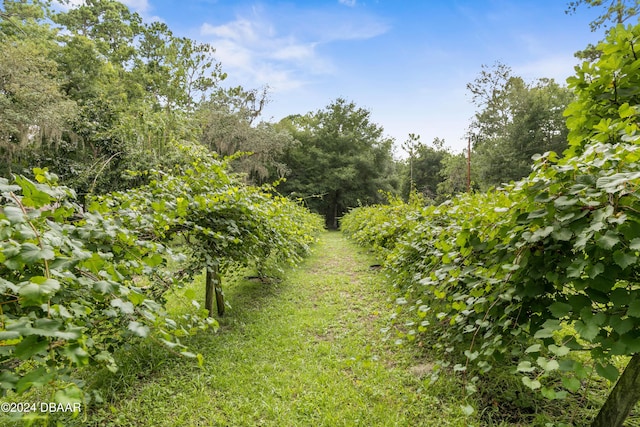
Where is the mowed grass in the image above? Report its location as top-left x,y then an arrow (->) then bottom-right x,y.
69,231 -> 471,426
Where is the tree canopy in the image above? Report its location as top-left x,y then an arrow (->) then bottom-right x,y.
277,98 -> 397,228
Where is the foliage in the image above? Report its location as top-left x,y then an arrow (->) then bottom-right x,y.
467,62 -> 574,189
566,0 -> 640,31
0,0 -> 243,195
277,98 -> 398,229
91,144 -> 323,279
0,168 -> 215,421
198,90 -> 294,185
0,145 -> 322,423
342,23 -> 640,424
399,135 -> 450,201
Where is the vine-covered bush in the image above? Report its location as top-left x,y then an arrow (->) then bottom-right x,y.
0,145 -> 322,422
91,145 -> 323,280
343,23 -> 640,424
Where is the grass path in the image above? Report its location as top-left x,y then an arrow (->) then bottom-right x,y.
82,231 -> 469,426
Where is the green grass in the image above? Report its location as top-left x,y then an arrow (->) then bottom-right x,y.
7,231 -> 624,426
65,231 -> 472,426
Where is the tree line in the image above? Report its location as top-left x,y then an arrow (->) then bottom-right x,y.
0,0 -> 612,229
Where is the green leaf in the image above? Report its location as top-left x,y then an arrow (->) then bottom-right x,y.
19,243 -> 55,263
630,238 -> 640,251
613,250 -> 637,269
461,404 -> 475,416
54,384 -> 83,405
549,302 -> 572,318
537,357 -> 560,371
13,335 -> 48,359
3,206 -> 26,223
596,231 -> 620,250
62,345 -> 89,365
619,102 -> 635,118
620,334 -> 640,352
610,316 -> 635,335
525,344 -> 541,354
128,291 -> 145,306
552,228 -> 573,241
574,320 -> 599,341
522,376 -> 541,390
627,300 -> 640,317
111,298 -> 134,314
93,280 -> 116,294
587,262 -> 605,279
562,377 -> 581,393
517,361 -> 536,372
18,278 -> 60,306
541,387 -> 557,399
143,253 -> 164,267
548,345 -> 570,357
567,258 -> 587,278
127,321 -> 150,338
595,363 -> 619,382
16,366 -> 54,393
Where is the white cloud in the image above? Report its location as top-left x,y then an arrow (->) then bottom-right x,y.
339,0 -> 357,6
121,0 -> 151,14
513,54 -> 581,84
198,5 -> 387,94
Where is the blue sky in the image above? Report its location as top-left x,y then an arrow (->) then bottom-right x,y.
121,0 -> 609,153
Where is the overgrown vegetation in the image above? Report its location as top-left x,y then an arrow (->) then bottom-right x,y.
0,144 -> 322,424
342,22 -> 640,426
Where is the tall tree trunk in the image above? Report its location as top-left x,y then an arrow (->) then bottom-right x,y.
591,353 -> 640,427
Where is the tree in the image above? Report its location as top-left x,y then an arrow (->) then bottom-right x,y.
277,98 -> 397,229
0,0 -> 77,177
0,0 -> 227,195
198,87 -> 293,184
467,62 -> 574,189
566,0 -> 640,59
566,0 -> 639,31
400,136 -> 448,200
437,151 -> 473,198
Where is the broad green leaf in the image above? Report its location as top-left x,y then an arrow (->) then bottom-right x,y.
524,344 -> 541,354
54,384 -> 83,405
567,258 -> 587,278
562,377 -> 581,392
13,335 -> 48,359
541,387 -> 557,399
18,278 -> 60,306
93,280 -> 116,294
552,228 -> 572,241
574,320 -> 599,341
62,345 -> 89,365
613,250 -> 637,269
19,243 -> 55,263
549,302 -> 572,318
16,366 -> 54,393
522,376 -> 541,390
537,357 -> 560,371
627,300 -> 640,317
517,361 -> 536,372
595,363 -> 619,382
128,321 -> 150,338
461,405 -> 475,416
609,317 -> 635,335
2,206 -> 26,223
596,231 -> 620,250
111,298 -> 134,314
620,334 -> 640,352
548,344 -> 570,357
